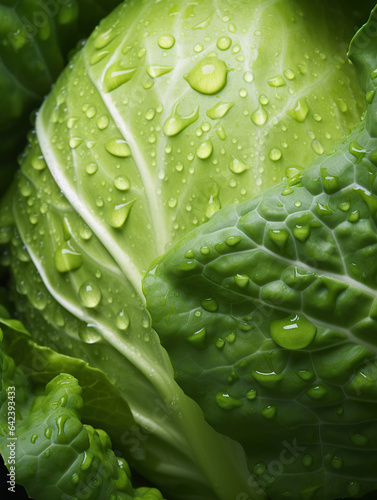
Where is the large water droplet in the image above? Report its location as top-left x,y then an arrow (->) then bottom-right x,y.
288,99 -> 309,122
251,107 -> 268,126
217,36 -> 232,50
54,243 -> 82,273
196,140 -> 213,159
163,104 -> 199,136
104,62 -> 137,92
158,34 -> 175,49
185,57 -> 228,95
267,75 -> 285,87
115,309 -> 130,331
215,392 -> 243,409
107,200 -> 135,228
79,281 -> 101,308
201,297 -> 218,312
270,314 -> 316,349
229,158 -> 249,174
105,138 -> 131,157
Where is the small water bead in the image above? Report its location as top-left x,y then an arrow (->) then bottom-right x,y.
269,148 -> 282,162
351,433 -> 368,446
114,176 -> 130,191
235,274 -> 249,288
229,158 -> 249,174
261,405 -> 277,419
116,309 -> 130,331
79,324 -> 102,344
31,156 -> 47,171
80,226 -> 92,240
239,88 -> 247,98
251,107 -> 268,126
201,297 -> 218,312
185,56 -> 228,95
108,200 -> 134,228
312,140 -> 324,155
216,127 -> 226,140
201,122 -> 211,132
243,71 -> 253,83
158,34 -> 175,49
196,140 -> 213,159
217,36 -> 232,50
259,95 -> 269,105
194,44 -> 204,53
147,65 -> 174,78
206,101 -> 234,120
90,50 -> 109,65
167,198 -> 177,208
105,139 -> 131,157
302,454 -> 313,467
246,389 -> 257,400
54,244 -> 82,273
347,482 -> 361,497
187,327 -> 207,348
79,281 -> 101,308
145,108 -> 156,121
104,62 -> 137,92
284,69 -> 295,80
94,27 -> 118,50
215,392 -> 243,409
175,162 -> 184,172
232,44 -> 241,54
306,384 -> 329,400
86,106 -> 97,119
288,99 -> 309,122
313,113 -> 322,122
86,163 -> 98,175
268,75 -> 285,87
69,137 -> 83,149
270,314 -> 317,350
330,456 -> 344,469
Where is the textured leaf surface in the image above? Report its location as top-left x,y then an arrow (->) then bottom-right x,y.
144,7 -> 377,500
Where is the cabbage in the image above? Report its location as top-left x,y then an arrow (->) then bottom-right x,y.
0,1 -> 376,500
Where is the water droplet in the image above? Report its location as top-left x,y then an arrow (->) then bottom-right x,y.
158,34 -> 175,49
251,107 -> 268,126
229,157 -> 249,174
94,27 -> 118,49
351,433 -> 368,446
261,405 -> 277,419
201,297 -> 218,312
107,200 -> 135,228
243,71 -> 253,83
246,389 -> 257,400
90,50 -> 109,65
331,456 -> 343,469
147,65 -> 174,78
163,104 -> 199,136
347,481 -> 361,497
86,163 -> 98,175
31,156 -> 47,171
216,126 -> 226,140
302,454 -> 313,467
215,392 -> 243,409
56,414 -> 69,442
97,115 -> 109,130
269,148 -> 282,162
196,140 -> 213,159
79,324 -> 102,344
284,69 -> 295,80
187,327 -> 207,348
306,384 -> 329,400
113,176 -> 130,191
337,99 -> 348,113
288,99 -> 309,122
79,281 -> 101,308
217,36 -> 232,50
348,210 -> 360,223
115,309 -> 130,331
69,137 -> 83,149
311,140 -> 324,155
270,314 -> 316,349
206,101 -> 234,120
366,90 -> 376,104
267,75 -> 285,87
104,62 -> 137,92
145,108 -> 156,121
194,44 -> 204,53
235,274 -> 249,288
105,139 -> 131,157
168,198 -> 177,208
185,56 -> 228,95
54,244 -> 82,273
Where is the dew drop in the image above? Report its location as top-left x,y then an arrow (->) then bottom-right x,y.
185,57 -> 228,95
107,200 -> 135,228
147,65 -> 174,78
196,140 -> 213,159
113,176 -> 130,191
158,34 -> 175,49
115,309 -> 130,331
229,157 -> 249,174
105,138 -> 131,157
267,75 -> 285,87
215,392 -> 243,409
79,281 -> 101,308
31,156 -> 47,171
269,148 -> 282,162
163,104 -> 199,136
288,99 -> 309,122
54,244 -> 82,273
217,36 -> 232,50
79,324 -> 102,343
270,314 -> 316,349
104,62 -> 137,92
251,107 -> 268,126
206,101 -> 234,120
201,297 -> 218,312
86,163 -> 98,175
97,115 -> 109,130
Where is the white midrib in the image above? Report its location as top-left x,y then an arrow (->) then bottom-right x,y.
36,112 -> 143,297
